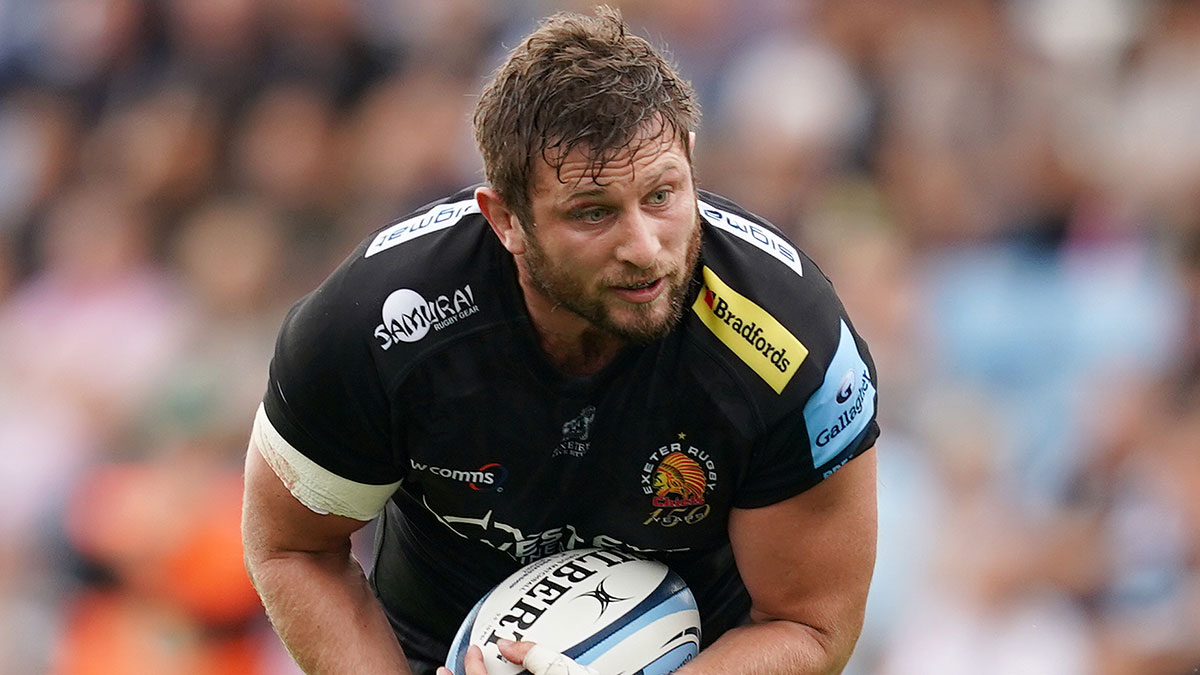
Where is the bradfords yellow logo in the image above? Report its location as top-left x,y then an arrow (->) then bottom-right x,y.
692,267 -> 807,394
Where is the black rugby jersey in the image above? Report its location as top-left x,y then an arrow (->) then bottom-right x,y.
260,186 -> 879,666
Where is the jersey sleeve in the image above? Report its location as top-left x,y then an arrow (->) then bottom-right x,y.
691,192 -> 879,509
720,271 -> 883,504
734,309 -> 879,508
257,258 -> 403,520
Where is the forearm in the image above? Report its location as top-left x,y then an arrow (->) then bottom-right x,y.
248,549 -> 410,674
675,619 -> 856,675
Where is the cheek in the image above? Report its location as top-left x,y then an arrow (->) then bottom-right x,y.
538,235 -> 607,279
663,209 -> 699,251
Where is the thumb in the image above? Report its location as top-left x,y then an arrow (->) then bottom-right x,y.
495,639 -> 535,664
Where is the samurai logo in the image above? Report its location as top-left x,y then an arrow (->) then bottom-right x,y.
374,284 -> 480,349
641,438 -> 718,527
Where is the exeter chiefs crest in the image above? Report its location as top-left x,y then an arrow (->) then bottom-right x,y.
652,452 -> 706,507
641,437 -> 718,527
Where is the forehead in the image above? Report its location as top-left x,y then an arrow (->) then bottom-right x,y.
531,128 -> 688,198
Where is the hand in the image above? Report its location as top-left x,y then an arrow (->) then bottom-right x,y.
437,640 -> 600,675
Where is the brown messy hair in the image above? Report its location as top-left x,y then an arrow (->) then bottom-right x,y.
473,5 -> 700,228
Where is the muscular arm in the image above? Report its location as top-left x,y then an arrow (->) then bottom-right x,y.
677,448 -> 878,675
241,437 -> 410,674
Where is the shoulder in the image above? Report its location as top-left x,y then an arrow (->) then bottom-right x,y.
696,192 -> 806,281
261,187 -> 516,487
688,190 -> 879,486
361,187 -> 488,262
689,190 -> 874,411
278,186 -> 511,366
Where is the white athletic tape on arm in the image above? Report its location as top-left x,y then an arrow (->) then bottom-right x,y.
522,645 -> 599,675
252,403 -> 400,521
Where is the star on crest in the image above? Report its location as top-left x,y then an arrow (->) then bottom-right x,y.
677,432 -> 687,440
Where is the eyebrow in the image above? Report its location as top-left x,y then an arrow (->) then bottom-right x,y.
559,164 -> 682,204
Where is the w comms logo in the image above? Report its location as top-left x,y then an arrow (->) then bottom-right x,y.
410,459 -> 507,491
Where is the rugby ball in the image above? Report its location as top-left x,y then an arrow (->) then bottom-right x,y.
445,548 -> 701,675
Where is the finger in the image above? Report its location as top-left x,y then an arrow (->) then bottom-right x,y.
464,644 -> 488,675
520,643 -> 598,675
437,669 -> 453,675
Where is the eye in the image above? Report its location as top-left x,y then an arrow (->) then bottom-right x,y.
573,207 -> 610,224
647,189 -> 671,206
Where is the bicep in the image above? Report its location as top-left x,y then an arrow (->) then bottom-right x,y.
242,433 -> 373,561
728,447 -> 877,634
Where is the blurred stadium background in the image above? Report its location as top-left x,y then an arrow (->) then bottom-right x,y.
0,0 -> 1197,673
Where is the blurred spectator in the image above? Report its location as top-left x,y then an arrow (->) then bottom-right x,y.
0,90 -> 81,238
706,21 -> 870,236
139,195 -> 291,448
228,81 -> 344,219
0,179 -> 183,672
876,388 -> 1096,675
53,442 -> 274,675
1064,373 -> 1200,675
18,0 -> 157,113
0,179 -> 186,447
78,82 -> 221,220
159,0 -> 268,111
358,0 -> 512,76
259,0 -> 392,105
338,66 -> 478,219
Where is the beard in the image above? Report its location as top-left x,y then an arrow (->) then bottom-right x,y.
522,213 -> 703,344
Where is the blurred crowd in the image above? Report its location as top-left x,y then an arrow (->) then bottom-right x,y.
0,0 -> 1197,673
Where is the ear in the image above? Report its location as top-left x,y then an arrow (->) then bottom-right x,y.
476,186 -> 526,255
688,131 -> 697,154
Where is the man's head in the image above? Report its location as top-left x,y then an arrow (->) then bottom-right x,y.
473,6 -> 700,229
473,7 -> 703,345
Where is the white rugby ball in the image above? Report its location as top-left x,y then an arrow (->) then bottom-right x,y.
445,548 -> 701,675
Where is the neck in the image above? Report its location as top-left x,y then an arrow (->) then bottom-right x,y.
515,260 -> 626,377
538,325 -> 626,377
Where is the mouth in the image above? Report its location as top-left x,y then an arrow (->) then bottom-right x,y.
622,279 -> 658,290
612,277 -> 666,303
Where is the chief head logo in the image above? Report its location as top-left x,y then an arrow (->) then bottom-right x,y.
652,452 -> 707,506
642,441 -> 717,527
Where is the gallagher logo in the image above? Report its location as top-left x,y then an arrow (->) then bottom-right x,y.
641,437 -> 718,527
816,372 -> 871,448
691,267 -> 808,394
374,284 -> 480,349
836,370 -> 856,404
410,459 -> 507,491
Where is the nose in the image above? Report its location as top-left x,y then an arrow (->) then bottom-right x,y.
614,210 -> 662,270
